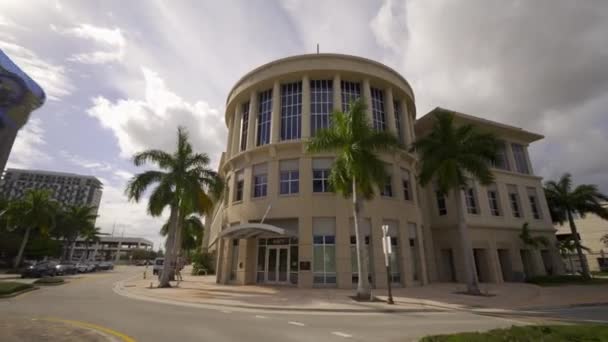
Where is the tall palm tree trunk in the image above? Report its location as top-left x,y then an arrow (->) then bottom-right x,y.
352,178 -> 371,300
159,206 -> 179,287
14,226 -> 31,269
567,210 -> 590,279
455,188 -> 481,294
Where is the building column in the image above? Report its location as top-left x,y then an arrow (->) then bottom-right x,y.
333,74 -> 342,112
531,249 -> 547,277
385,88 -> 397,135
267,159 -> 279,198
247,91 -> 258,149
488,240 -> 503,283
416,223 -> 429,285
215,237 -> 225,283
236,238 -> 249,284
362,78 -> 373,124
336,213 -> 351,289
506,142 -> 517,172
270,80 -> 281,143
225,117 -> 235,160
370,215 -> 387,288
301,75 -> 311,139
399,219 -> 413,287
400,99 -> 412,146
231,104 -> 243,156
298,215 -> 313,288
524,145 -> 534,174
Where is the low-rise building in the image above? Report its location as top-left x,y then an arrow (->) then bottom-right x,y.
71,236 -> 153,262
555,204 -> 608,273
206,53 -> 563,289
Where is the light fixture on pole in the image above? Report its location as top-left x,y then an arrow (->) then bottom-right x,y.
381,224 -> 394,304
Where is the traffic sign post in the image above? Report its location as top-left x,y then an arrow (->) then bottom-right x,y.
382,225 -> 394,305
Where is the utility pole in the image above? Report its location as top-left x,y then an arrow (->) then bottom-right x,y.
382,224 -> 394,304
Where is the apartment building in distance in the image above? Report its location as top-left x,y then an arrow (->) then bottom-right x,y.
206,53 -> 563,289
0,168 -> 103,215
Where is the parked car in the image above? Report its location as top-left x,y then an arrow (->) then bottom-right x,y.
86,262 -> 97,272
152,258 -> 164,275
55,262 -> 77,275
135,260 -> 151,266
75,262 -> 89,273
21,261 -> 58,278
98,262 -> 114,271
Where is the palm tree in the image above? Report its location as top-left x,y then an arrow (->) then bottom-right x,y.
412,110 -> 499,294
519,222 -> 549,249
5,189 -> 58,268
81,225 -> 102,260
58,205 -> 98,261
306,99 -> 401,300
544,173 -> 608,279
125,126 -> 222,288
558,236 -> 591,274
160,214 -> 204,258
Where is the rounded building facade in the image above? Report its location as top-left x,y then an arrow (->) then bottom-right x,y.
213,54 -> 427,289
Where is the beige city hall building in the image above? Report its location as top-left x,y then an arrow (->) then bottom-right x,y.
206,53 -> 563,289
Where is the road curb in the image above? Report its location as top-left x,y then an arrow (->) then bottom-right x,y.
112,278 -> 445,314
0,286 -> 39,298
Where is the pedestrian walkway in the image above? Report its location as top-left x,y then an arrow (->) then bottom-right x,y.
117,267 -> 608,314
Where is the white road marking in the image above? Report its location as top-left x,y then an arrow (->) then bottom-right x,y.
288,321 -> 305,326
255,315 -> 267,319
332,331 -> 352,338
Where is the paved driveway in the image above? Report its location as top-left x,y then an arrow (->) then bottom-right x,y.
0,266 -> 532,342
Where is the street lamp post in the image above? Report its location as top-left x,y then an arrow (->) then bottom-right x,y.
382,224 -> 394,305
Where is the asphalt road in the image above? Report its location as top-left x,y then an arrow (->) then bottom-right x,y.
0,267 -> 544,342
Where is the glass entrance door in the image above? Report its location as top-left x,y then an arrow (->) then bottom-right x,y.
266,246 -> 289,284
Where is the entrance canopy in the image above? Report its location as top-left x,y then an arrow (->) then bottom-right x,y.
219,223 -> 294,240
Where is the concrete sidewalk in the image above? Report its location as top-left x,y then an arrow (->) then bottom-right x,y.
117,268 -> 608,314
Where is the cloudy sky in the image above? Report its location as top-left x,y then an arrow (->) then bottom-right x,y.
1,0 -> 607,249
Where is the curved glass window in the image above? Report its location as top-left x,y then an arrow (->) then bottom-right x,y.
257,89 -> 272,146
310,80 -> 333,136
371,87 -> 386,131
341,81 -> 360,113
280,82 -> 302,141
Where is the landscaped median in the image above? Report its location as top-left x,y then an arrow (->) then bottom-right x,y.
421,324 -> 608,341
33,277 -> 65,286
0,282 -> 36,298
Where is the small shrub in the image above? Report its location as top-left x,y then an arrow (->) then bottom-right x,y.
0,282 -> 33,295
34,277 -> 65,285
191,250 -> 215,275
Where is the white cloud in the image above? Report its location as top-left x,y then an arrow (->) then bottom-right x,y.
0,40 -> 72,101
7,117 -> 51,169
370,0 -> 408,53
383,0 -> 608,191
59,150 -> 113,171
57,23 -> 126,64
113,169 -> 133,181
86,67 -> 227,166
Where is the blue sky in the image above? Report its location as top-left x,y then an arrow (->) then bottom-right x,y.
2,0 -> 607,249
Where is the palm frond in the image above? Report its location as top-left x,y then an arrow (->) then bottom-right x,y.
125,170 -> 166,202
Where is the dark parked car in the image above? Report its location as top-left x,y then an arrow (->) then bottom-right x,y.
97,262 -> 114,271
21,261 -> 58,278
55,262 -> 77,275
